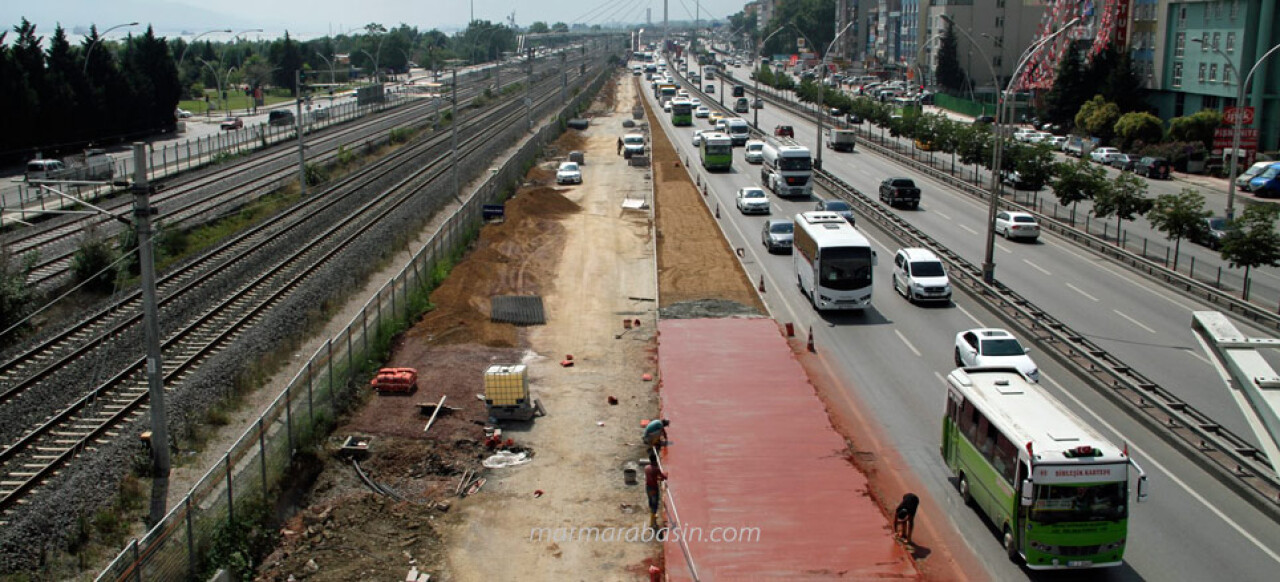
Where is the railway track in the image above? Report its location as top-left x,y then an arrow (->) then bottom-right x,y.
1,58 -> 567,290
0,59 -> 598,516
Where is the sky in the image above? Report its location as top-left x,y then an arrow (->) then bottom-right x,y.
2,0 -> 743,41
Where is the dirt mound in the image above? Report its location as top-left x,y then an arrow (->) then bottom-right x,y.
659,298 -> 764,320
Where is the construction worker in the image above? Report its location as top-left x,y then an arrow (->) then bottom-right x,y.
645,451 -> 667,528
617,136 -> 624,155
893,492 -> 920,545
643,418 -> 670,450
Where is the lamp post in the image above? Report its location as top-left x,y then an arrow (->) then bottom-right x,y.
222,66 -> 237,116
316,52 -> 337,87
755,25 -> 787,130
1193,39 -> 1280,222
83,22 -> 139,74
814,21 -> 857,170
359,49 -> 379,84
198,58 -> 224,115
942,14 -> 1078,283
177,28 -> 232,69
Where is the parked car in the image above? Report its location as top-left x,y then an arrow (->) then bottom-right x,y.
1236,160 -> 1275,191
736,187 -> 771,214
892,248 -> 952,303
175,108 -> 193,119
1134,156 -> 1171,179
219,117 -> 243,130
814,198 -> 854,224
1108,153 -> 1139,171
972,115 -> 995,125
555,161 -> 582,185
846,113 -> 864,125
1090,147 -> 1120,164
268,109 -> 295,126
1044,136 -> 1067,149
1249,163 -> 1280,198
743,140 -> 765,163
695,105 -> 710,118
954,328 -> 1039,382
1194,216 -> 1232,250
761,219 -> 794,253
774,125 -> 794,138
994,211 -> 1040,240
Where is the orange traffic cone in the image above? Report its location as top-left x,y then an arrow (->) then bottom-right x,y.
807,326 -> 816,353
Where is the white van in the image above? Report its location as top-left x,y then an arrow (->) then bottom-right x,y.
25,159 -> 66,181
725,118 -> 751,146
744,140 -> 765,163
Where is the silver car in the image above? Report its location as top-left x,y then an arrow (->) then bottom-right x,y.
762,219 -> 794,253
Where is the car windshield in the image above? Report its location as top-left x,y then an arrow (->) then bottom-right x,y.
1030,482 -> 1128,524
1207,217 -> 1227,230
560,163 -> 579,172
1013,216 -> 1037,224
624,137 -> 644,145
980,337 -> 1025,356
910,261 -> 945,277
769,222 -> 794,234
823,200 -> 850,211
891,179 -> 916,188
742,190 -> 766,199
1261,167 -> 1280,179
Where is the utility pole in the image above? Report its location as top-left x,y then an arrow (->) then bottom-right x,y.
663,0 -> 668,57
560,51 -> 567,104
526,47 -> 534,130
132,143 -> 170,526
451,69 -> 460,200
295,70 -> 307,196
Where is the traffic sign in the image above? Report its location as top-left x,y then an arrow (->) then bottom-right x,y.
1224,106 -> 1255,125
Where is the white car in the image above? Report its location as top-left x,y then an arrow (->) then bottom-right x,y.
743,140 -> 765,163
1044,136 -> 1067,149
175,108 -> 193,119
954,328 -> 1039,382
994,210 -> 1040,240
690,98 -> 702,107
735,187 -> 771,215
1089,147 -> 1120,164
1024,132 -> 1051,144
1013,128 -> 1038,142
692,130 -> 707,146
891,248 -> 951,303
663,101 -> 672,112
695,105 -> 710,118
555,161 -> 582,185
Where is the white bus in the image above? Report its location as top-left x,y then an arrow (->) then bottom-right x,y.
942,367 -> 1148,568
761,137 -> 813,198
792,211 -> 876,311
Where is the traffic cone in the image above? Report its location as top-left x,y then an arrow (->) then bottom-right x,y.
785,322 -> 794,337
807,326 -> 816,353
715,204 -> 720,219
758,274 -> 765,293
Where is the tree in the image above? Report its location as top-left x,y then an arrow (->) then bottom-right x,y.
1147,188 -> 1212,271
1010,143 -> 1056,191
1220,204 -> 1280,299
1051,158 -> 1106,222
528,22 -> 550,34
1041,43 -> 1087,129
1092,172 -> 1153,241
0,251 -> 37,333
1167,109 -> 1222,149
1113,112 -> 1164,150
762,0 -> 836,59
1103,48 -> 1146,114
269,32 -> 306,93
551,22 -> 569,33
936,22 -> 965,94
70,226 -> 118,294
1075,95 -> 1121,142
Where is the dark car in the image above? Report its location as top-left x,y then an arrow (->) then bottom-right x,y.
268,109 -> 295,127
732,85 -> 745,97
1194,216 -> 1232,249
973,115 -> 995,125
846,113 -> 864,125
814,199 -> 855,224
1108,153 -> 1139,172
1134,156 -> 1171,179
774,125 -> 794,138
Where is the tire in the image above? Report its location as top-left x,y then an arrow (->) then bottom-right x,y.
958,474 -> 974,506
954,347 -> 964,367
1003,526 -> 1021,563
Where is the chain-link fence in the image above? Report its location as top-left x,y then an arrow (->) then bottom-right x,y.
93,62 -> 610,582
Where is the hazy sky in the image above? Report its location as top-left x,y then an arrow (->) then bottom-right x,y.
4,0 -> 743,39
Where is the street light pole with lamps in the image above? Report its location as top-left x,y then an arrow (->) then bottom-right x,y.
176,28 -> 232,70
83,22 -> 139,75
1193,38 -> 1280,222
813,21 -> 856,170
942,14 -> 1078,283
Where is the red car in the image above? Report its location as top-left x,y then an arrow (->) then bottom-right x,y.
219,117 -> 243,130
774,125 -> 794,138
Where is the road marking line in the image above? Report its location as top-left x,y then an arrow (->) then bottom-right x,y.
955,304 -> 985,326
1066,282 -> 1100,302
996,242 -> 1013,254
1044,375 -> 1280,565
1022,259 -> 1052,276
1111,309 -> 1157,334
959,224 -> 978,235
895,329 -> 922,357
1040,238 -> 1198,311
934,211 -> 952,221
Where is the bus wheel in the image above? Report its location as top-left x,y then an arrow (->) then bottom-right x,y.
953,348 -> 964,367
1003,526 -> 1021,563
958,474 -> 973,506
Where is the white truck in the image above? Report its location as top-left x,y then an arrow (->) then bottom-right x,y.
622,133 -> 646,158
760,137 -> 814,198
25,149 -> 115,182
826,129 -> 856,152
724,118 -> 751,146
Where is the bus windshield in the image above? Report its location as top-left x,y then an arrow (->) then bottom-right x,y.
779,157 -> 812,171
1031,482 -> 1128,524
817,247 -> 873,290
705,144 -> 732,156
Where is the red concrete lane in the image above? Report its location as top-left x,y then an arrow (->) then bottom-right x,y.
657,318 -> 918,580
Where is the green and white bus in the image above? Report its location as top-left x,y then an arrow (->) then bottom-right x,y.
700,132 -> 733,171
942,367 -> 1148,570
671,99 -> 694,126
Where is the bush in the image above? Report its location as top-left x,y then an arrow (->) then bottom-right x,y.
71,227 -> 118,293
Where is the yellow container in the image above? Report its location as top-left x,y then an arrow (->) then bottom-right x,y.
484,364 -> 529,407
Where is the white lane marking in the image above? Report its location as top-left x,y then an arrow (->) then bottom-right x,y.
1066,282 -> 1100,302
1040,238 -> 1198,311
996,242 -> 1013,254
1185,349 -> 1212,365
955,304 -> 984,326
1044,375 -> 1280,565
1022,259 -> 1052,276
959,224 -> 979,235
934,211 -> 953,221
1112,309 -> 1158,334
895,329 -> 922,357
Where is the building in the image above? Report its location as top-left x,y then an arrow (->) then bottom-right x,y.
919,0 -> 1049,92
1149,0 -> 1279,152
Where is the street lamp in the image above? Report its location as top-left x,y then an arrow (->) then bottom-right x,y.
814,21 -> 857,170
942,14 -> 1078,283
83,22 -> 139,74
198,58 -> 223,115
316,52 -> 337,87
359,49 -> 379,84
1193,38 -> 1280,222
755,25 -> 788,129
222,66 -> 237,115
177,28 -> 232,69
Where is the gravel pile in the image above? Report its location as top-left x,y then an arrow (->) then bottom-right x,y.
659,298 -> 766,320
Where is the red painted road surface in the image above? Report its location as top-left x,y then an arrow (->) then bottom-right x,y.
657,318 -> 918,580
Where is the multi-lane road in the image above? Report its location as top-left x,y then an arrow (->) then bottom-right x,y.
640,61 -> 1280,581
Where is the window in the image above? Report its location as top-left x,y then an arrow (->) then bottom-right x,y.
1232,0 -> 1240,20
997,0 -> 1005,7
1201,32 -> 1209,50
993,55 -> 1002,67
995,17 -> 1004,28
1224,65 -> 1232,85
1173,62 -> 1183,87
1214,1 -> 1223,19
1175,32 -> 1185,57
992,36 -> 1003,49
1178,6 -> 1187,25
1210,64 -> 1218,82
1227,32 -> 1235,53
1213,32 -> 1220,49
1199,63 -> 1206,82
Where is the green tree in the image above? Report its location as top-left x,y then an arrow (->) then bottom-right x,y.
1041,43 -> 1087,128
1103,48 -> 1146,114
1147,188 -> 1212,271
1113,112 -> 1164,150
1092,172 -> 1153,241
528,22 -> 550,34
1051,158 -> 1106,221
552,22 -> 569,33
762,0 -> 836,59
1220,204 -> 1280,300
1075,95 -> 1121,142
269,32 -> 306,92
1167,109 -> 1222,150
1,251 -> 37,332
935,22 -> 965,94
71,227 -> 118,294
1010,143 -> 1056,191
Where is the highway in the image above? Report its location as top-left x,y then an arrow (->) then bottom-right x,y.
639,62 -> 1280,580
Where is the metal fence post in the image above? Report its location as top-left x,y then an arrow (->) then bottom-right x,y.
326,339 -> 333,401
186,496 -> 196,580
132,539 -> 142,582
258,417 -> 267,496
285,382 -> 294,455
225,454 -> 234,526
306,362 -> 314,422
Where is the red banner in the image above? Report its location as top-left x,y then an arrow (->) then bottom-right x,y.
1224,106 -> 1255,125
